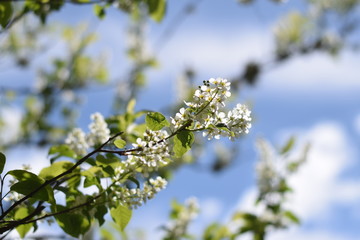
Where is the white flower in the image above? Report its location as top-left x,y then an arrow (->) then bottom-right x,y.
65,128 -> 89,156
149,176 -> 168,192
87,112 -> 110,146
111,176 -> 168,209
226,104 -> 252,139
129,129 -> 170,170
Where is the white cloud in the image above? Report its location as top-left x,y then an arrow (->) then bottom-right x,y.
286,122 -> 359,220
262,52 -> 360,93
271,228 -> 358,240
158,28 -> 272,78
154,23 -> 359,93
234,121 -> 360,239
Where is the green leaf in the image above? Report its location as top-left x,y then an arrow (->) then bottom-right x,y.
0,2 -> 13,28
15,207 -> 32,238
280,136 -> 295,154
173,130 -> 194,157
39,161 -> 74,180
126,98 -> 136,114
145,112 -> 169,131
93,4 -> 106,19
114,138 -> 126,149
8,170 -> 55,203
48,144 -> 76,162
110,205 -> 132,231
53,205 -> 91,238
146,0 -> 167,22
82,170 -> 101,189
0,152 -> 5,174
95,204 -> 107,226
283,210 -> 300,224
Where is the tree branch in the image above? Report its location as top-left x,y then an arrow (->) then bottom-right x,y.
0,132 -> 123,220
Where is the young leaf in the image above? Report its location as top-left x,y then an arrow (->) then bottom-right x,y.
280,136 -> 295,154
283,210 -> 300,224
15,207 -> 32,238
145,112 -> 169,131
126,98 -> 136,114
114,138 -> 126,149
110,205 -> 132,231
0,152 -> 5,174
173,130 -> 194,157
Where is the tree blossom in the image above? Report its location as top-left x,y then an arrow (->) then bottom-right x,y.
65,128 -> 89,156
111,176 -> 168,209
87,112 -> 110,146
171,77 -> 251,140
129,129 -> 170,170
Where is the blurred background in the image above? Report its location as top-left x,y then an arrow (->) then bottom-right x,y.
0,0 -> 360,239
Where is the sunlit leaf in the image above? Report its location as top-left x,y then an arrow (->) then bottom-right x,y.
15,207 -> 32,238
145,112 -> 169,131
110,204 -> 132,231
114,138 -> 126,149
173,130 -> 194,157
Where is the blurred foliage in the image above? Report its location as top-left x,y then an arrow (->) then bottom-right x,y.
147,137 -> 309,240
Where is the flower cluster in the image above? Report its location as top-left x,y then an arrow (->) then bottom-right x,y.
171,77 -> 251,140
128,129 -> 170,170
65,112 -> 110,156
65,128 -> 89,156
111,176 -> 168,209
163,197 -> 199,238
256,138 -> 279,195
87,112 -> 110,146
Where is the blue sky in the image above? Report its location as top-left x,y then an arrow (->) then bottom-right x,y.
1,0 -> 360,239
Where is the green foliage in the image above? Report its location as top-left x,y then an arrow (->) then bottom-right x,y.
203,223 -> 230,240
145,112 -> 170,131
146,0 -> 167,22
8,170 -> 55,204
110,205 -> 132,232
53,204 -> 91,238
114,138 -> 127,149
14,207 -> 33,238
94,5 -> 107,19
173,130 -> 194,157
283,210 -> 300,224
280,136 -> 295,154
39,161 -> 74,180
0,152 -> 5,174
49,145 -> 77,161
0,2 -> 13,28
